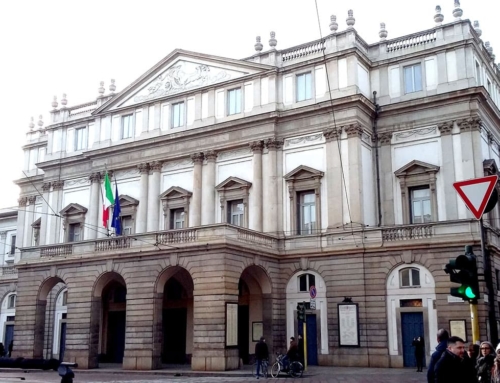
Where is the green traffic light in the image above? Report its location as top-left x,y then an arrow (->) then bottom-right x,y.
465,286 -> 476,299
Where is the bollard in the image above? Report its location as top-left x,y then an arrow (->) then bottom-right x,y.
58,362 -> 77,383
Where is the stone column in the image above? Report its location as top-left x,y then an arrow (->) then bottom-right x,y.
201,151 -> 217,225
263,138 -> 283,234
379,132 -> 395,225
25,196 -> 37,247
189,153 -> 204,227
146,161 -> 162,232
438,122 -> 457,220
324,129 -> 343,229
136,163 -> 150,233
51,180 -> 65,243
249,141 -> 264,231
87,174 -> 101,240
345,124 -> 364,225
15,197 -> 27,258
459,117 -> 484,179
39,183 -> 51,245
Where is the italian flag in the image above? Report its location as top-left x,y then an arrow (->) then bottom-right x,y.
102,172 -> 115,228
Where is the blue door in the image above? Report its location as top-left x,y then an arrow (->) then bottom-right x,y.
298,315 -> 318,365
4,325 -> 13,357
59,322 -> 66,362
401,312 -> 425,367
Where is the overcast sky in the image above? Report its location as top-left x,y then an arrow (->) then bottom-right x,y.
0,0 -> 498,209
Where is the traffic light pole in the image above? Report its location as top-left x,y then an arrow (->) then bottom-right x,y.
303,322 -> 307,372
480,218 -> 498,343
470,302 -> 480,343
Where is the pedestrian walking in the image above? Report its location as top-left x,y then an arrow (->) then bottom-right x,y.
8,340 -> 13,358
434,336 -> 477,383
427,329 -> 449,383
254,336 -> 268,380
468,343 -> 480,365
476,341 -> 495,382
412,335 -> 425,372
0,343 -> 5,358
492,344 -> 500,383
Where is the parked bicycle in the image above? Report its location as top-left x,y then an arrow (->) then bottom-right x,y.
253,358 -> 269,378
270,353 -> 303,378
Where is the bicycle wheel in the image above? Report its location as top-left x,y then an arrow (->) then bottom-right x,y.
270,362 -> 281,378
262,360 -> 269,378
290,361 -> 303,378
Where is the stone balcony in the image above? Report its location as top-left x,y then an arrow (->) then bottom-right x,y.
18,220 -> 486,264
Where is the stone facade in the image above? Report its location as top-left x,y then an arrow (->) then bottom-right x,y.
6,15 -> 500,371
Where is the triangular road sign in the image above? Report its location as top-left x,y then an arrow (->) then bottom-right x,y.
453,175 -> 499,219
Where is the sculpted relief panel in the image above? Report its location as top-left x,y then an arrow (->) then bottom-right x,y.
125,61 -> 248,105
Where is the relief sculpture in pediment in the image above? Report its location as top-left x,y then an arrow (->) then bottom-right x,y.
134,61 -> 233,103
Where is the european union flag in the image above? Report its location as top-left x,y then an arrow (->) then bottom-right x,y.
111,184 -> 121,235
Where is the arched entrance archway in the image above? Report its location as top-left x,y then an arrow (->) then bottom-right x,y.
238,266 -> 272,364
0,292 -> 16,356
89,272 -> 127,367
34,277 -> 67,359
153,266 -> 193,368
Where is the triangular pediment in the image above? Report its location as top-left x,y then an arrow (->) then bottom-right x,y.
31,217 -> 41,228
216,176 -> 252,191
59,203 -> 88,216
394,160 -> 440,177
95,49 -> 274,113
160,186 -> 192,200
118,195 -> 139,207
284,165 -> 324,181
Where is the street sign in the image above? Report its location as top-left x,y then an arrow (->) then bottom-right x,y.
453,175 -> 498,219
309,285 -> 317,299
310,299 -> 316,310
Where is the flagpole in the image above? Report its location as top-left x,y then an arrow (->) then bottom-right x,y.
112,172 -> 123,236
102,166 -> 110,237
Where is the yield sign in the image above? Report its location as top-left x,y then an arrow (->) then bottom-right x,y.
453,175 -> 499,219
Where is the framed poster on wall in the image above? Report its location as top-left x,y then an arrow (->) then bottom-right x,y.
252,322 -> 263,342
226,303 -> 238,347
449,320 -> 467,342
338,303 -> 360,347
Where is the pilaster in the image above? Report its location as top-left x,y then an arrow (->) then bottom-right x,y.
51,180 -> 65,244
249,141 -> 264,231
189,153 -> 204,227
324,129 -> 343,229
146,161 -> 162,232
39,183 -> 51,245
345,124 -> 364,224
136,163 -> 150,233
438,121 -> 458,220
378,132 -> 395,225
262,138 -> 282,234
201,151 -> 217,225
88,174 -> 101,240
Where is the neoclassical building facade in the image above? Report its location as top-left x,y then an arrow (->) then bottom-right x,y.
5,8 -> 500,370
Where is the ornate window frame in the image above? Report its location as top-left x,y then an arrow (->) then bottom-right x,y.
284,165 -> 324,235
394,160 -> 439,224
215,177 -> 252,228
115,195 -> 139,234
31,217 -> 41,246
160,186 -> 192,229
60,203 -> 88,242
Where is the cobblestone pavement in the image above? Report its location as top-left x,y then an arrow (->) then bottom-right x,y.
0,366 -> 428,383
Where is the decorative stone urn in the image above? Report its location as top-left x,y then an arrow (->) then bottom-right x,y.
269,31 -> 277,49
434,5 -> 444,25
379,23 -> 388,41
346,10 -> 355,29
254,36 -> 263,52
452,0 -> 463,20
329,15 -> 338,32
109,79 -> 116,94
51,96 -> 58,109
61,93 -> 67,107
473,21 -> 482,37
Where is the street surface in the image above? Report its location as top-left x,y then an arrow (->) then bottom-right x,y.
0,366 -> 428,383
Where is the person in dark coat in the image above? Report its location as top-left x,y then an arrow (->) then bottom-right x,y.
468,343 -> 480,366
434,336 -> 477,383
476,341 -> 495,382
427,329 -> 449,383
254,336 -> 268,379
297,335 -> 304,365
0,343 -> 5,358
7,341 -> 12,358
413,336 -> 425,372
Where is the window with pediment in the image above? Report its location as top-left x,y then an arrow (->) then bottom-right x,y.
216,177 -> 252,228
31,217 -> 41,246
114,195 -> 139,235
284,165 -> 324,235
160,186 -> 192,230
60,203 -> 88,242
394,160 -> 439,224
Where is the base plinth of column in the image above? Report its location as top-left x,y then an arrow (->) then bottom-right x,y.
192,349 -> 239,371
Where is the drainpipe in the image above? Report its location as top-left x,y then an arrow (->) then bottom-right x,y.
373,91 -> 382,227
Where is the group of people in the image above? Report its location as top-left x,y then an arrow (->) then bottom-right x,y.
427,329 -> 500,383
254,335 -> 304,379
0,341 -> 13,358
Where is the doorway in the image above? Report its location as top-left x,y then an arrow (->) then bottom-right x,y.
238,305 -> 250,364
162,308 -> 187,363
401,312 -> 425,367
298,314 -> 318,365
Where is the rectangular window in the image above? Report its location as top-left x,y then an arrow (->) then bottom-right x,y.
297,191 -> 316,235
68,224 -> 81,242
298,274 -> 316,292
228,199 -> 244,226
172,102 -> 185,128
404,64 -> 423,93
170,208 -> 185,229
121,216 -> 133,235
7,295 -> 15,309
9,235 -> 16,255
227,88 -> 242,115
296,72 -> 312,102
410,187 -> 431,224
121,115 -> 133,139
74,127 -> 86,151
475,62 -> 482,86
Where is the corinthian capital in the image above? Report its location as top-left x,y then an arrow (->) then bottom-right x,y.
190,152 -> 205,164
249,141 -> 264,153
149,161 -> 163,172
205,150 -> 218,162
345,123 -> 363,138
438,121 -> 454,136
265,137 -> 283,150
52,180 -> 65,190
28,195 -> 37,205
18,197 -> 28,207
323,128 -> 342,142
89,173 -> 102,183
458,117 -> 482,132
137,163 -> 150,174
42,182 -> 51,192
377,132 -> 393,145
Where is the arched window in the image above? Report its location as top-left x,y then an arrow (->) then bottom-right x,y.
400,267 -> 420,287
298,273 -> 316,292
7,294 -> 16,309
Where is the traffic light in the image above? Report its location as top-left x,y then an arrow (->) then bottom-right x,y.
444,245 -> 480,302
296,302 -> 306,322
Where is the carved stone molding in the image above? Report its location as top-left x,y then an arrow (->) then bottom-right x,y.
18,197 -> 27,207
345,124 -> 363,138
394,127 -> 436,140
285,133 -> 323,147
89,173 -> 102,183
0,231 -> 7,240
42,182 -> 51,192
438,121 -> 454,136
378,132 -> 393,145
249,141 -> 264,153
487,131 -> 495,144
137,163 -> 150,174
28,196 -> 37,205
205,150 -> 218,162
190,152 -> 205,164
149,161 -> 163,172
52,180 -> 65,190
458,117 -> 482,132
323,128 -> 342,142
265,137 -> 283,150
